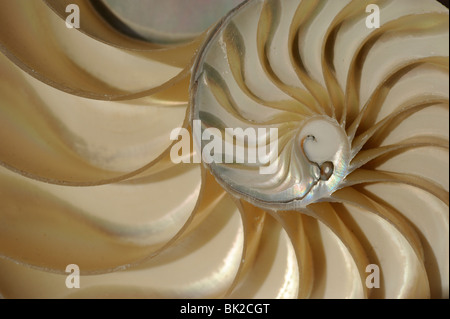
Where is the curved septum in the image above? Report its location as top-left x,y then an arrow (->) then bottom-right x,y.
188,0 -> 355,211
196,115 -> 351,211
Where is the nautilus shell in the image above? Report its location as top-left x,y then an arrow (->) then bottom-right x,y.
96,0 -> 246,43
0,0 -> 448,299
192,0 -> 448,210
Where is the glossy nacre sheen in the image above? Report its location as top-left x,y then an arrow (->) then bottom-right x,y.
190,0 -> 449,214
97,0 -> 245,44
0,0 -> 448,299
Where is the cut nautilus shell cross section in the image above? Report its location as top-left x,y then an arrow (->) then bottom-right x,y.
0,0 -> 448,300
191,0 -> 449,211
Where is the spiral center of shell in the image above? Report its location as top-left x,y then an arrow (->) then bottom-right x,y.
189,0 -> 357,211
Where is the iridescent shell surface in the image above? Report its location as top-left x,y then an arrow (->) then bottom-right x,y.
0,0 -> 448,299
191,0 -> 449,214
